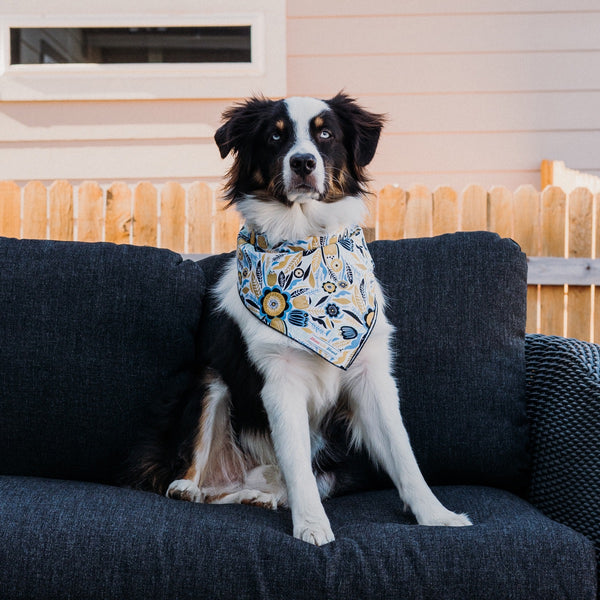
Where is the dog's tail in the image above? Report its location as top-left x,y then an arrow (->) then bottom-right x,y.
119,380 -> 205,496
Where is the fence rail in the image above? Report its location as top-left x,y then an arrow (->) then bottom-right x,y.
1,180 -> 598,343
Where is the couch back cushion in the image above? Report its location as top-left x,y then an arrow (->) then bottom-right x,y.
0,238 -> 204,484
198,232 -> 529,494
368,232 -> 529,493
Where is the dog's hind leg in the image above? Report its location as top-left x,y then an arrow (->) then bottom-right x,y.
203,465 -> 287,510
166,372 -> 246,503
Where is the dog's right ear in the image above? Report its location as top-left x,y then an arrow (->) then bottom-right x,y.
215,96 -> 273,159
214,121 -> 234,159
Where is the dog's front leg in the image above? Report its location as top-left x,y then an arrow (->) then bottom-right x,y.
345,348 -> 472,527
260,376 -> 335,546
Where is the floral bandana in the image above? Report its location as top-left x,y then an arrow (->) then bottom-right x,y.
236,225 -> 378,369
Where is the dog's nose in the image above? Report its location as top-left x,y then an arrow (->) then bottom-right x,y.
290,153 -> 317,176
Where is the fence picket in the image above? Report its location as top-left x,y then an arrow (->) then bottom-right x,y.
460,184 -> 487,231
0,181 -> 21,238
106,183 -> 132,245
488,187 -> 513,239
433,186 -> 459,236
377,185 -> 405,240
567,187 -> 594,341
187,182 -> 213,254
161,182 -> 186,253
513,186 -> 540,255
540,186 -> 567,336
214,199 -> 240,254
23,181 -> 47,240
363,196 -> 377,243
133,182 -> 158,247
513,186 -> 541,334
405,185 -> 432,238
78,181 -> 104,242
49,180 -> 73,241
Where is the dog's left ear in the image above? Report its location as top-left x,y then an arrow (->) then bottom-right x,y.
326,92 -> 386,167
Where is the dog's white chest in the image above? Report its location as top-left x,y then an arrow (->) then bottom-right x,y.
216,258 -> 343,420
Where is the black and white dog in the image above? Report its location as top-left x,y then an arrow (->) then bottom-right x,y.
128,93 -> 471,546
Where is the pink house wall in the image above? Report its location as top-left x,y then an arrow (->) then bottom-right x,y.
1,0 -> 600,194
287,0 -> 600,191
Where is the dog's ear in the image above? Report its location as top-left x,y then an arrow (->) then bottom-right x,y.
215,96 -> 274,159
214,121 -> 234,159
326,92 -> 386,167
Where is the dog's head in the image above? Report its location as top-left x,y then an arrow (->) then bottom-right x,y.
215,93 -> 385,207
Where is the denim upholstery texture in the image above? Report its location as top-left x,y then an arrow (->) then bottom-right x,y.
0,477 -> 595,600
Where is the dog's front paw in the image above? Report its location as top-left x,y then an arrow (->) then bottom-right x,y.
166,479 -> 204,503
418,509 -> 472,527
294,519 -> 335,546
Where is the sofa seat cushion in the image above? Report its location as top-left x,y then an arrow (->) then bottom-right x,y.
0,478 -> 595,600
0,238 -> 205,484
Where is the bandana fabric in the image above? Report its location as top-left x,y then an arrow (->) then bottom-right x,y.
236,225 -> 378,369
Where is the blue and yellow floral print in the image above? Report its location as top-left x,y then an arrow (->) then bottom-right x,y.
236,225 -> 378,369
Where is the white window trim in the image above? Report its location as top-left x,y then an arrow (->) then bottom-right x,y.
0,3 -> 286,101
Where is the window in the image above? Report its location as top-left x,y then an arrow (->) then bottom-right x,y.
0,2 -> 286,100
10,27 -> 252,65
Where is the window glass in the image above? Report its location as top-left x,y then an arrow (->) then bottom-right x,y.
10,26 -> 252,65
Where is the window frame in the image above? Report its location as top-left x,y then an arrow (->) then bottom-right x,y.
0,3 -> 286,101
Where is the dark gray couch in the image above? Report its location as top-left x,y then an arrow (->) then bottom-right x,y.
0,232 -> 597,599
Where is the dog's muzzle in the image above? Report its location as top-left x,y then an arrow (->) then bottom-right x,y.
287,153 -> 323,199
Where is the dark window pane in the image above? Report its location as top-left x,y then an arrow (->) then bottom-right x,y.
10,26 -> 251,65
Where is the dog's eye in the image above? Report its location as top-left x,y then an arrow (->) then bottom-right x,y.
319,129 -> 332,140
271,132 -> 282,142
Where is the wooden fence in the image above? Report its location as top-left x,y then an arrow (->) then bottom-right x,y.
0,180 -> 239,255
1,179 -> 599,343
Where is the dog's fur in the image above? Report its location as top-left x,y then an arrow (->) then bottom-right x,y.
125,93 -> 471,545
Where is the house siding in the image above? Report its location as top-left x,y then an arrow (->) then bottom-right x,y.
0,99 -> 227,186
287,0 -> 600,191
1,0 -> 600,193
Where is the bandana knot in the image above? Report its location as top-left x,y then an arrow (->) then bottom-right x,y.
236,225 -> 378,369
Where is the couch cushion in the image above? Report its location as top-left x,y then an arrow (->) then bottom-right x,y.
199,232 -> 529,495
0,238 -> 204,484
0,478 -> 594,599
367,232 -> 529,493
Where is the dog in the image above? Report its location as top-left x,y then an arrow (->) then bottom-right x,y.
126,93 -> 471,546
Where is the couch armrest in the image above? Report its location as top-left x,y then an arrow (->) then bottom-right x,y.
525,333 -> 600,556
